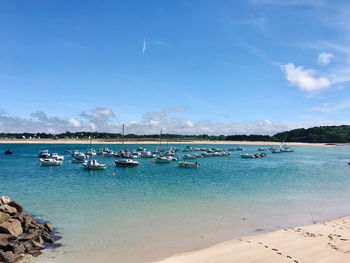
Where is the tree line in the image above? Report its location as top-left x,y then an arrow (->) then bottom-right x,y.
1,125 -> 350,143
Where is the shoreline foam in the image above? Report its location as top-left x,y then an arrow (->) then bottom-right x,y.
154,216 -> 350,263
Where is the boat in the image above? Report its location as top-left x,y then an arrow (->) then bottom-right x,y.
141,151 -> 155,158
228,147 -> 244,151
50,153 -> 64,160
240,153 -> 255,159
183,154 -> 196,159
4,150 -> 13,155
71,152 -> 87,163
257,147 -> 267,151
115,159 -> 139,167
85,148 -> 97,156
40,158 -> 62,166
155,156 -> 172,163
82,160 -> 107,170
38,150 -> 50,158
178,161 -> 199,168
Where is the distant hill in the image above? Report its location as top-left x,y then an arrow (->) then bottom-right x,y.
1,125 -> 350,143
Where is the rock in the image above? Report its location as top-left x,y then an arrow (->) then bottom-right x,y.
0,205 -> 17,216
18,232 -> 36,241
29,250 -> 42,257
0,219 -> 23,236
0,233 -> 10,242
0,212 -> 10,224
44,222 -> 53,233
0,196 -> 10,206
12,213 -> 24,224
7,201 -> 23,213
41,232 -> 54,243
31,240 -> 44,250
0,250 -> 16,263
11,243 -> 25,255
22,240 -> 33,252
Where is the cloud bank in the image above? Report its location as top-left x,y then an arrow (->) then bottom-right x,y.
1,108 -> 349,135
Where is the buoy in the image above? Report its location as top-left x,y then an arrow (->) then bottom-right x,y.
112,173 -> 115,176
150,159 -> 153,163
36,163 -> 39,165
232,156 -> 234,158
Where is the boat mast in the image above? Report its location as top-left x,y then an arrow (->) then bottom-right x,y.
122,124 -> 125,151
159,128 -> 162,147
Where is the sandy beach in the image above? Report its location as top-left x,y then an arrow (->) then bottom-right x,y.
155,216 -> 350,263
0,139 -> 328,146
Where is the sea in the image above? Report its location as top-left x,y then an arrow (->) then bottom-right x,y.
1,143 -> 350,263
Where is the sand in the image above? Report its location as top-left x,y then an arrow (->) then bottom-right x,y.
0,139 -> 328,146
155,217 -> 350,263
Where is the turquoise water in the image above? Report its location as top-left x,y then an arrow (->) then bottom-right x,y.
1,144 -> 350,262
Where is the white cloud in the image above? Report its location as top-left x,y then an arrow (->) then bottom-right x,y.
317,52 -> 334,65
1,108 -> 350,135
312,100 -> 350,113
281,63 -> 331,91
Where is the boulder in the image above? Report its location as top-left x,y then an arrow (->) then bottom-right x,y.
0,205 -> 17,216
44,222 -> 53,233
11,243 -> 25,255
0,250 -> 16,263
12,213 -> 24,224
0,196 -> 10,206
7,201 -> 23,213
31,240 -> 44,250
0,212 -> 10,225
18,232 -> 36,241
0,219 -> 23,236
41,232 -> 54,243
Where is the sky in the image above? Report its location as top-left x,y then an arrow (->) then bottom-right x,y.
1,0 -> 350,135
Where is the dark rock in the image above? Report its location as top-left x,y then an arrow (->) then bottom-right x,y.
18,232 -> 36,241
41,232 -> 54,243
22,240 -> 33,252
0,250 -> 16,263
0,212 -> 10,225
7,202 -> 23,213
12,213 -> 24,224
31,240 -> 44,250
0,206 -> 17,216
0,219 -> 23,236
11,243 -> 25,255
44,222 -> 53,233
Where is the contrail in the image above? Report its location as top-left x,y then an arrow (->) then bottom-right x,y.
142,38 -> 146,55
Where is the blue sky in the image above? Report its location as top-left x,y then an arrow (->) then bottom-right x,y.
1,0 -> 350,134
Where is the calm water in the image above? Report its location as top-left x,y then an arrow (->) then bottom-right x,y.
1,144 -> 350,262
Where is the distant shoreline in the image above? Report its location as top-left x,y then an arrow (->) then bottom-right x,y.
0,139 -> 332,146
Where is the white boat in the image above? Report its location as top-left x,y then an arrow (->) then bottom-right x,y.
240,154 -> 255,159
82,160 -> 106,170
38,150 -> 50,158
155,157 -> 172,163
257,147 -> 267,151
50,153 -> 64,160
115,159 -> 139,167
40,158 -> 62,166
211,152 -> 222,157
183,154 -> 196,159
71,152 -> 87,163
178,161 -> 199,168
141,151 -> 155,158
85,148 -> 97,156
228,147 -> 244,151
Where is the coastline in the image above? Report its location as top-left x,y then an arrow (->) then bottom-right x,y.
154,216 -> 350,263
0,139 -> 329,146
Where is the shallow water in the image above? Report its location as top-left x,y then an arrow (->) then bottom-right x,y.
1,144 -> 350,262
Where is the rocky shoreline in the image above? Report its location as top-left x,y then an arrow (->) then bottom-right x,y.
0,196 -> 57,263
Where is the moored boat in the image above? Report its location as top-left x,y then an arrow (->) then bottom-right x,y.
4,150 -> 13,155
40,158 -> 62,166
38,150 -> 50,158
115,159 -> 139,167
178,161 -> 199,168
155,156 -> 172,163
82,160 -> 107,170
240,153 -> 255,159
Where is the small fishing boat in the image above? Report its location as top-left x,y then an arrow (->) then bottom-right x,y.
178,161 -> 199,168
50,153 -> 64,160
71,152 -> 87,163
240,153 -> 255,159
85,148 -> 97,156
141,151 -> 155,158
38,150 -> 50,158
82,160 -> 107,170
4,150 -> 13,155
115,159 -> 139,167
155,156 -> 172,163
228,147 -> 244,151
183,154 -> 196,159
40,158 -> 62,166
257,147 -> 267,151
